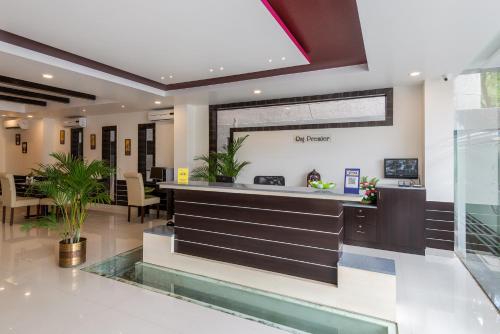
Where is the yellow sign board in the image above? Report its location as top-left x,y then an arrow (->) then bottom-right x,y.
177,168 -> 189,184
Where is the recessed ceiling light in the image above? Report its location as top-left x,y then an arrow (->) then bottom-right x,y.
169,75 -> 173,79
24,292 -> 31,296
253,89 -> 262,95
82,109 -> 86,112
285,106 -> 291,110
219,66 -> 224,71
268,59 -> 273,63
409,71 -> 421,77
121,105 -> 125,108
42,73 -> 53,79
281,56 -> 286,61
160,76 -> 165,80
27,115 -> 33,118
209,68 -> 214,72
154,101 -> 161,105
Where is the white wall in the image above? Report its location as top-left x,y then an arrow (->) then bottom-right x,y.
235,85 -> 425,188
174,104 -> 209,179
0,112 -> 174,179
83,111 -> 174,179
424,79 -> 455,202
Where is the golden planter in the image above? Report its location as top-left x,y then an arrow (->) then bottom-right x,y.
59,238 -> 87,268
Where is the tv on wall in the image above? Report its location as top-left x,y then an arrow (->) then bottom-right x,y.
384,158 -> 419,179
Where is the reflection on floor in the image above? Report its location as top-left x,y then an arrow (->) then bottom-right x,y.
0,209 -> 499,334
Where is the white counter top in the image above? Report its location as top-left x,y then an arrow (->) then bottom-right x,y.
158,181 -> 363,201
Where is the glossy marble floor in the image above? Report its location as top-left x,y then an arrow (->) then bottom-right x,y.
0,209 -> 498,334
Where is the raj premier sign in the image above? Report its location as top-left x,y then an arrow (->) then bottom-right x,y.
294,134 -> 332,144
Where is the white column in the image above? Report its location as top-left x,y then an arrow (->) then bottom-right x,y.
173,104 -> 209,180
424,79 -> 455,202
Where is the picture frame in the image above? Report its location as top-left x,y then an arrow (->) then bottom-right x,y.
15,133 -> 21,146
124,138 -> 131,156
344,168 -> 360,194
60,130 -> 65,145
22,142 -> 27,154
90,134 -> 96,150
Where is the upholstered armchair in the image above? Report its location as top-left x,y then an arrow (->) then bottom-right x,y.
123,172 -> 160,223
0,173 -> 40,225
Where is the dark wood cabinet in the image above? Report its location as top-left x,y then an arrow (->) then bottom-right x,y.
378,187 -> 425,255
344,206 -> 378,245
344,187 -> 426,255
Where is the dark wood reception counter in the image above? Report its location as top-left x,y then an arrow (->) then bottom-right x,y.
158,181 -> 363,284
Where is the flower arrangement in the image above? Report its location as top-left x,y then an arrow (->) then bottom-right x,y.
360,176 -> 379,204
309,180 -> 336,190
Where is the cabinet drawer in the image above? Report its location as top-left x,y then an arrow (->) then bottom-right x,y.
347,221 -> 377,243
345,206 -> 377,225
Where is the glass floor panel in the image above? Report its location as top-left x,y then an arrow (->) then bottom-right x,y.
83,247 -> 397,334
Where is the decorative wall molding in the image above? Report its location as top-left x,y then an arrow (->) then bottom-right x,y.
209,88 -> 393,152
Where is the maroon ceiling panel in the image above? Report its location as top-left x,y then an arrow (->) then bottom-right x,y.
265,0 -> 367,66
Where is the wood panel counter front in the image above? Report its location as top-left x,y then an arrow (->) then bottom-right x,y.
159,181 -> 362,284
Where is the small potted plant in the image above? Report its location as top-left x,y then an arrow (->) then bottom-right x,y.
192,135 -> 251,182
360,176 -> 379,204
23,153 -> 113,267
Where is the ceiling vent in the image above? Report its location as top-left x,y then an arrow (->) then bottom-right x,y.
3,119 -> 30,130
63,117 -> 87,128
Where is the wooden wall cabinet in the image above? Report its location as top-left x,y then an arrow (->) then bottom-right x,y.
344,187 -> 426,255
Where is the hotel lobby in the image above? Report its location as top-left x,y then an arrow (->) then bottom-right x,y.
0,1 -> 499,333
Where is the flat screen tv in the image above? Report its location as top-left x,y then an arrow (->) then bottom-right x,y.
384,158 -> 419,179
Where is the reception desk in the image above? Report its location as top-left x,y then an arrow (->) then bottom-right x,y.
158,181 -> 362,284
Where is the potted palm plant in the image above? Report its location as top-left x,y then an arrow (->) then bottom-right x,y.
23,152 -> 113,267
192,135 -> 250,182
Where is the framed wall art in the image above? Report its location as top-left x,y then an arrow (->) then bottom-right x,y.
124,138 -> 131,156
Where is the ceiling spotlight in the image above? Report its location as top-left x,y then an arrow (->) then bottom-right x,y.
161,76 -> 165,80
268,59 -> 273,63
219,66 -> 224,71
169,75 -> 173,79
42,73 -> 53,79
409,71 -> 421,77
253,89 -> 262,95
154,101 -> 161,105
281,56 -> 286,61
121,105 -> 125,108
27,115 -> 33,118
209,68 -> 214,72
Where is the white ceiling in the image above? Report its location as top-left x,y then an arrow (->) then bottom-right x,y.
0,0 -> 499,118
0,50 -> 174,118
0,0 -> 308,84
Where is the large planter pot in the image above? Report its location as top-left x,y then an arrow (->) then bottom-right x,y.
59,237 -> 87,268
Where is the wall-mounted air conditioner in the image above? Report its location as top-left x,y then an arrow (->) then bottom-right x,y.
148,110 -> 174,122
3,119 -> 30,130
63,117 -> 87,128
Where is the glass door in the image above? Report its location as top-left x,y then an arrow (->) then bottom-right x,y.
454,68 -> 499,310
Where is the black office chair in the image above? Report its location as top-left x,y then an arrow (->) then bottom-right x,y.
253,176 -> 285,186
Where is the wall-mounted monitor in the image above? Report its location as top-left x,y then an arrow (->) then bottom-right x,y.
384,159 -> 419,179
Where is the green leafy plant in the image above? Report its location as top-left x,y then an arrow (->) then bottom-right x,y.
22,152 -> 113,244
191,135 -> 251,181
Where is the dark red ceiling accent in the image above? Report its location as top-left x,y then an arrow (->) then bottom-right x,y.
0,0 -> 366,91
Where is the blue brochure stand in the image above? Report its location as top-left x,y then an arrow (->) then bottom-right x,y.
344,168 -> 360,194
